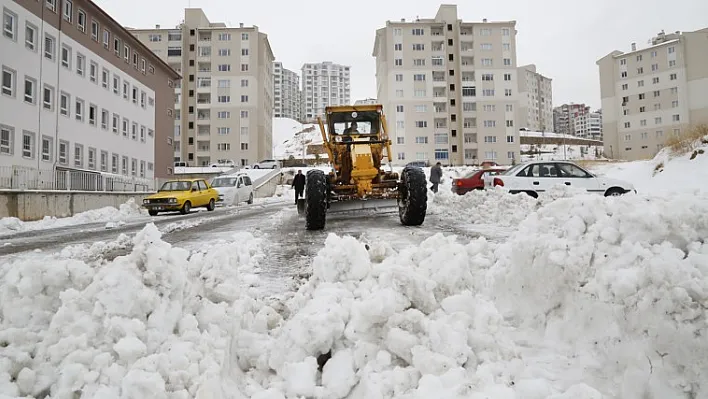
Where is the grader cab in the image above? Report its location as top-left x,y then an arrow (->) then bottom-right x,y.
301,105 -> 427,230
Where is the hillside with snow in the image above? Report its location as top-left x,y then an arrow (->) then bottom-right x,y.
592,141 -> 708,194
273,118 -> 322,160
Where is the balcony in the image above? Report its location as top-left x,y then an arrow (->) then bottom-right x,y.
196,93 -> 211,107
434,105 -> 447,113
197,111 -> 210,120
430,27 -> 444,36
198,32 -> 212,42
461,72 -> 475,83
433,89 -> 446,98
460,27 -> 473,36
198,46 -> 211,58
461,57 -> 474,67
460,41 -> 474,52
197,125 -> 210,136
197,77 -> 211,92
197,141 -> 210,152
431,41 -> 444,52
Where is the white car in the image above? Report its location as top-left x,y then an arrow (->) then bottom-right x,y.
491,160 -> 635,198
210,174 -> 254,205
252,159 -> 279,169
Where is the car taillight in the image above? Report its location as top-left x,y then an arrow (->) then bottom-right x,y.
493,178 -> 504,187
455,180 -> 463,186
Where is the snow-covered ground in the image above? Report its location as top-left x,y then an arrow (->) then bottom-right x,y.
0,199 -> 146,236
273,118 -> 322,160
2,141 -> 708,397
520,144 -> 605,162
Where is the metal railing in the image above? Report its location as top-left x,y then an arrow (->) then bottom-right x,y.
0,166 -> 155,192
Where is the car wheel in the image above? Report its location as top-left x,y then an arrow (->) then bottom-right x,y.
604,187 -> 625,197
253,165 -> 260,169
180,201 -> 191,215
206,198 -> 215,211
148,210 -> 158,216
247,193 -> 254,204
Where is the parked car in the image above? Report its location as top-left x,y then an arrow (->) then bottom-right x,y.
479,161 -> 499,168
211,173 -> 254,206
142,179 -> 219,216
252,159 -> 279,169
451,167 -> 507,195
491,160 -> 635,198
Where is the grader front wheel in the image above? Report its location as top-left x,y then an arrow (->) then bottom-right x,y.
398,166 -> 427,226
305,169 -> 328,230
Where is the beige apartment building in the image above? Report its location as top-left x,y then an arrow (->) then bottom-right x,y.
129,9 -> 274,167
373,5 -> 521,166
518,64 -> 553,131
597,28 -> 708,161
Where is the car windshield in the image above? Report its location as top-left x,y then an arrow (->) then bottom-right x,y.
159,181 -> 192,191
211,178 -> 238,187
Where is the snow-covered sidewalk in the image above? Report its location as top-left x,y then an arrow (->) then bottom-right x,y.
2,184 -> 707,397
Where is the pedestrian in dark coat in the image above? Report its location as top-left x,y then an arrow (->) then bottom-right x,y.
292,170 -> 306,204
429,162 -> 443,193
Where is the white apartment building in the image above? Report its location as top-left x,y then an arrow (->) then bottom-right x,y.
573,110 -> 603,140
518,64 -> 553,132
354,98 -> 378,105
1,0 -> 179,180
131,9 -> 275,167
301,61 -> 351,121
552,103 -> 590,136
273,62 -> 301,120
373,5 -> 521,166
597,28 -> 708,160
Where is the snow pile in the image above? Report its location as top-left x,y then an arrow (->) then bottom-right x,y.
222,191 -> 708,397
0,225 -> 264,398
591,141 -> 708,194
273,118 -> 321,160
428,187 -> 538,228
0,198 -> 145,236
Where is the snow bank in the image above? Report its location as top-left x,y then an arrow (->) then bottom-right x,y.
0,225 -> 265,398
0,198 -> 145,236
592,142 -> 708,194
224,191 -> 708,397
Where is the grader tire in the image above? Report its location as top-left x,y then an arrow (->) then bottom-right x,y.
305,169 -> 327,230
398,166 -> 427,226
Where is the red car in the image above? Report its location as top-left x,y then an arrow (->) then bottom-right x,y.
451,167 -> 507,195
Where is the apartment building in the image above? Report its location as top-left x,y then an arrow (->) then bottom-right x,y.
301,61 -> 350,121
573,109 -> 603,140
130,8 -> 274,167
354,98 -> 378,105
518,64 -> 553,132
597,28 -> 708,160
552,103 -> 589,136
1,0 -> 179,178
273,62 -> 301,120
373,5 -> 521,166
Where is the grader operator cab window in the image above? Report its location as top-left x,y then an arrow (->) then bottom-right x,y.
329,110 -> 380,139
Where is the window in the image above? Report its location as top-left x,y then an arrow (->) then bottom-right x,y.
132,53 -> 138,68
0,125 -> 13,154
101,68 -> 109,88
654,117 -> 662,124
506,104 -> 513,112
77,10 -> 85,32
415,121 -> 427,128
57,140 -> 68,164
672,100 -> 679,108
124,45 -> 130,62
241,95 -> 248,103
23,77 -> 36,104
480,28 -> 491,36
672,114 -> 680,122
217,143 -> 230,151
114,38 -> 121,56
42,85 -> 54,110
41,136 -> 52,161
88,104 -> 97,126
624,122 -> 631,128
88,148 -> 96,169
141,59 -> 146,73
111,154 -> 118,173
637,67 -> 644,74
44,34 -> 56,60
415,136 -> 428,144
25,23 -> 37,50
481,58 -> 492,66
101,109 -> 108,129
637,80 -> 644,87
434,149 -> 449,160
413,74 -> 425,81
113,75 -> 120,94
60,92 -> 69,116
140,91 -> 146,108
62,0 -> 72,21
103,29 -> 110,48
653,77 -> 660,84
480,43 -> 492,50
218,64 -> 231,72
622,84 -> 628,90
74,144 -> 83,167
131,122 -> 137,140
640,106 -> 646,113
218,95 -> 230,103
100,151 -> 108,171
3,8 -> 17,40
122,118 -> 128,137
504,73 -> 512,81
670,73 -> 677,80
217,111 -> 230,119
503,58 -> 511,66
396,90 -> 403,97
75,98 -> 84,121
132,86 -> 138,104
89,61 -> 98,83
415,105 -> 427,112
140,125 -> 146,142
112,113 -> 119,133
20,131 -> 34,158
218,32 -> 231,41
240,79 -> 248,87
217,127 -> 230,135
504,89 -> 512,97
61,45 -> 71,68
123,81 -> 129,99
668,46 -> 675,54
638,93 -> 645,100
483,120 -> 496,128
90,20 -> 99,41
412,28 -> 424,36
506,135 -> 515,143
397,137 -> 405,145
505,120 -> 514,127
76,53 -> 85,76
1,67 -> 15,97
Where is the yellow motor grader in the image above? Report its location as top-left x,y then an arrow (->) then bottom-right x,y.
299,105 -> 427,230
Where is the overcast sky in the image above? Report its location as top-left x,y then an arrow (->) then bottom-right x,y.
96,0 -> 706,110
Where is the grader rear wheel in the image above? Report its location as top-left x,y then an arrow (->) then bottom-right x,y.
398,166 -> 427,226
305,169 -> 328,230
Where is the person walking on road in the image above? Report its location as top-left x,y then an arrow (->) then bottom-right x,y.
430,162 -> 443,193
292,170 -> 306,204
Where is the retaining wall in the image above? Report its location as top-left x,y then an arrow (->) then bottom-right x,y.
0,191 -> 152,221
